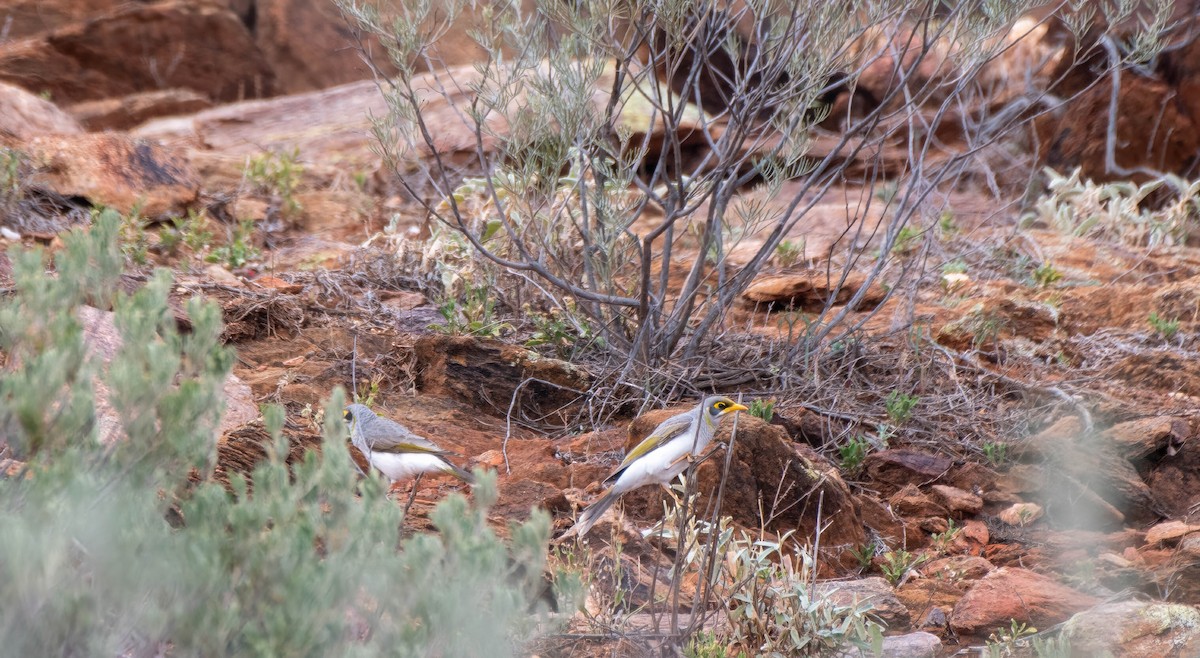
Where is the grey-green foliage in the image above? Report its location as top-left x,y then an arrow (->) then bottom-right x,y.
0,211 -> 567,656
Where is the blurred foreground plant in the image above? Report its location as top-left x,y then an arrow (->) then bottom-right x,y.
0,212 -> 574,656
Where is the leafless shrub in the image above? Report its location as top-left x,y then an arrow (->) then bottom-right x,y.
336,0 -> 1171,402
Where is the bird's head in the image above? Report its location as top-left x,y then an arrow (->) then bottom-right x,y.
344,403 -> 373,425
704,396 -> 748,420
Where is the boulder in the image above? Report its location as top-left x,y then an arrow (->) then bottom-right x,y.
949,567 -> 1099,636
1062,601 -> 1200,658
874,631 -> 941,658
67,89 -> 212,132
413,334 -> 591,428
23,133 -> 200,219
1145,520 -> 1200,546
929,484 -> 983,517
1028,416 -> 1158,526
742,270 -> 886,311
1103,416 -> 1190,462
251,0 -> 397,94
1036,72 -> 1200,183
889,484 -> 948,519
923,555 -> 994,581
0,81 -> 81,141
620,413 -> 867,563
862,449 -> 953,492
78,305 -> 257,447
996,502 -> 1044,527
857,492 -> 926,550
0,2 -> 275,105
815,577 -> 910,629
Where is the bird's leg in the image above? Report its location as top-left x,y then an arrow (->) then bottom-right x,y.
695,446 -> 723,465
399,473 -> 423,538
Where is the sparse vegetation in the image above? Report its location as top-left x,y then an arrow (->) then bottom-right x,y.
986,619 -> 1038,658
884,390 -> 919,424
335,0 -> 1156,387
0,147 -> 27,206
839,435 -> 872,473
1148,311 -> 1180,341
207,218 -> 261,269
748,398 -> 775,423
1030,261 -> 1062,288
931,519 -> 961,554
850,540 -> 880,572
434,283 -> 512,338
879,549 -> 925,586
982,441 -> 1009,468
721,532 -> 885,656
525,302 -> 598,357
890,225 -> 922,255
773,238 -> 804,268
1030,168 -> 1200,248
158,209 -> 214,256
0,1 -> 1186,655
116,206 -> 150,265
245,147 -> 304,218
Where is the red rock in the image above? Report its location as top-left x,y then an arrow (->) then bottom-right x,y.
0,1 -> 161,41
924,555 -> 994,580
0,81 -> 81,141
950,568 -> 1099,636
996,502 -> 1043,527
77,305 -> 256,446
1037,72 -> 1200,183
67,89 -> 212,131
1105,416 -> 1190,461
494,478 -> 569,522
896,578 -> 968,628
941,461 -> 999,497
251,276 -> 303,294
877,632 -> 941,658
414,334 -> 590,428
863,449 -> 953,491
890,484 -> 949,518
251,0 -> 396,94
858,493 -> 927,550
930,484 -> 983,516
815,577 -> 910,629
0,2 -> 275,105
1149,443 -> 1200,518
742,270 -> 886,310
960,520 -> 989,547
618,414 -> 867,563
23,133 -> 199,219
1063,601 -> 1200,658
1145,520 -> 1200,546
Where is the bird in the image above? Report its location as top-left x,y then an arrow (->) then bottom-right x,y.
343,403 -> 475,485
563,395 -> 748,538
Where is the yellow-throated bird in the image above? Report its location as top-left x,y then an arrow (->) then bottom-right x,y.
564,395 -> 747,538
344,403 -> 474,484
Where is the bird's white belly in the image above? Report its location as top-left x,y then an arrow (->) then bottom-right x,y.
367,451 -> 448,482
613,433 -> 708,494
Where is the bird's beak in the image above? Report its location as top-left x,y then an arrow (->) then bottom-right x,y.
727,403 -> 749,414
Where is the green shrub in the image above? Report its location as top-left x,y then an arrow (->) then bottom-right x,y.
0,212 -> 570,655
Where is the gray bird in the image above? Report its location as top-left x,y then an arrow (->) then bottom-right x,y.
564,395 -> 747,538
343,403 -> 474,484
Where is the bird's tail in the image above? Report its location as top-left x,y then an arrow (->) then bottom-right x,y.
564,488 -> 620,539
441,459 -> 476,485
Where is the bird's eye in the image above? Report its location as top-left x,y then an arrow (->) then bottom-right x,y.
715,401 -> 727,410
343,410 -> 353,421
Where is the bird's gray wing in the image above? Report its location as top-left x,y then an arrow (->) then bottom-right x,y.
363,417 -> 451,455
